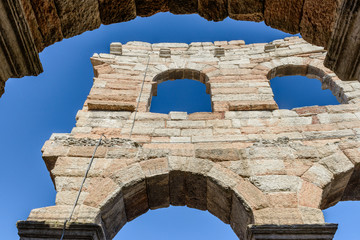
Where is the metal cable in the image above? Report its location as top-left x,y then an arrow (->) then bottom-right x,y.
130,54 -> 151,138
59,134 -> 105,240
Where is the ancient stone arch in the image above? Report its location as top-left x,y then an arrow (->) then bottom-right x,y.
151,69 -> 211,102
1,0 -> 360,98
267,64 -> 348,104
17,37 -> 360,239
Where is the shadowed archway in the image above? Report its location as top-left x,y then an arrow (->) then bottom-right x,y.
95,158 -> 255,240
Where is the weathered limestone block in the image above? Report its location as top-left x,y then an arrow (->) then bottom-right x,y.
298,181 -> 323,209
55,190 -> 88,205
302,164 -> 333,189
146,173 -> 170,208
135,0 -> 169,17
207,177 -> 232,223
319,152 -> 354,208
169,170 -> 187,206
207,166 -> 243,223
234,180 -> 269,210
229,100 -> 278,111
267,192 -> 298,208
230,193 -> 253,239
341,143 -> 360,200
98,188 -> 127,239
68,146 -> 107,158
195,148 -> 242,161
21,0 -> 63,49
171,158 -> 214,209
112,164 -> 149,221
140,158 -> 170,209
20,0 -> 44,51
228,0 -> 264,22
169,0 -> 198,14
54,0 -> 101,38
250,175 -> 302,193
27,205 -> 101,223
83,177 -> 118,207
87,92 -> 137,102
185,174 -> 208,210
98,0 -> 136,25
325,0 -> 360,81
264,0 -> 304,34
253,208 -> 304,225
0,0 -> 43,97
300,0 -> 340,47
87,100 -> 136,111
169,111 -> 188,120
198,0 -> 228,21
300,207 -> 325,224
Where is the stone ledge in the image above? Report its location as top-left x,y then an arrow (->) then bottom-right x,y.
17,221 -> 105,240
247,224 -> 338,240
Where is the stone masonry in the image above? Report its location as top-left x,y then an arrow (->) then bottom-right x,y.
18,37 -> 360,239
1,0 -> 360,98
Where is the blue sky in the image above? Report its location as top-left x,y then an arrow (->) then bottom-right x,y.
0,12 -> 359,239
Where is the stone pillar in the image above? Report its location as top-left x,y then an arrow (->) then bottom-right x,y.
247,224 -> 338,240
17,221 -> 106,240
0,0 -> 42,97
325,0 -> 360,81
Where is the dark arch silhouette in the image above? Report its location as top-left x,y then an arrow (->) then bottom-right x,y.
94,159 -> 257,240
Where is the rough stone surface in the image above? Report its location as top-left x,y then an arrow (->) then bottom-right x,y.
0,0 -> 42,97
1,0 -> 360,98
54,0 -> 101,38
98,0 -> 136,25
169,0 -> 198,14
264,0 -> 304,34
198,0 -> 228,21
135,0 -> 169,17
300,0 -> 340,47
17,38 -> 360,239
19,0 -> 44,51
228,0 -> 264,22
325,0 -> 360,81
23,0 -> 63,49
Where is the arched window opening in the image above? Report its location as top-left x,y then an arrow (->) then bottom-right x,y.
149,69 -> 212,114
271,75 -> 340,109
113,206 -> 238,240
268,65 -> 341,109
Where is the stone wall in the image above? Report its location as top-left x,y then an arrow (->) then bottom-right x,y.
18,37 -> 360,239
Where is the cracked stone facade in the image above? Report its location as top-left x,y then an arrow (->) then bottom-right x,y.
17,37 -> 360,239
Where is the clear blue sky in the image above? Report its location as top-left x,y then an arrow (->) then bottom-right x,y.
0,12 -> 359,240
